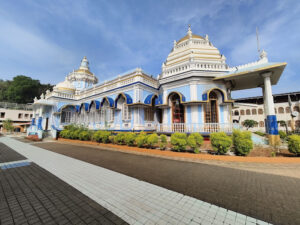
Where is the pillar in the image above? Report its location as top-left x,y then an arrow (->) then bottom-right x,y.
261,72 -> 279,145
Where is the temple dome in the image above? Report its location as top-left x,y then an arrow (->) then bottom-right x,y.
161,26 -> 229,78
53,79 -> 76,94
67,56 -> 98,85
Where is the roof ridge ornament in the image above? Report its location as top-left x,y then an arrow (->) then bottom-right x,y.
187,24 -> 192,38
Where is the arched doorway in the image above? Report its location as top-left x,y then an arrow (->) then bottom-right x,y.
204,91 -> 219,123
170,93 -> 185,123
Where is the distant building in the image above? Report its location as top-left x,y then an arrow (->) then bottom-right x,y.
0,102 -> 33,132
233,92 -> 300,132
28,26 -> 287,144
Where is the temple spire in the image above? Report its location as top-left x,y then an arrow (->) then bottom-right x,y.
79,56 -> 89,70
187,24 -> 192,38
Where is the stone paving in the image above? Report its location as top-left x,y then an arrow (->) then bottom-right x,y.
0,137 -> 273,225
0,141 -> 127,225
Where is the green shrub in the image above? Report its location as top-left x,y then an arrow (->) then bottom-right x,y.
146,133 -> 159,148
171,132 -> 188,151
60,129 -> 71,139
210,132 -> 232,155
287,135 -> 300,156
254,131 -> 265,137
232,130 -> 253,156
93,131 -> 112,143
159,134 -> 167,150
187,133 -> 204,153
114,133 -> 126,145
109,135 -> 115,144
136,132 -> 147,148
279,130 -> 287,140
79,131 -> 91,141
124,132 -> 136,146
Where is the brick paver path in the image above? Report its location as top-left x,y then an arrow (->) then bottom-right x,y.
34,141 -> 300,225
0,141 -> 126,225
0,137 -> 274,225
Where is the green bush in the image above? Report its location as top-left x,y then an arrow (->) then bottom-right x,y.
93,131 -> 112,143
124,132 -> 136,146
279,130 -> 287,140
79,131 -> 91,141
210,132 -> 232,155
159,134 -> 167,150
109,135 -> 115,144
254,131 -> 265,137
114,133 -> 126,145
287,135 -> 300,156
136,132 -> 147,148
232,130 -> 253,156
171,132 -> 188,151
60,129 -> 71,139
187,133 -> 204,153
146,133 -> 159,148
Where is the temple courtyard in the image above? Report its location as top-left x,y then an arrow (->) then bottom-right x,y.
1,136 -> 300,225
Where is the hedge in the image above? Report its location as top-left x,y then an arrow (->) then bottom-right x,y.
136,132 -> 147,148
159,134 -> 167,150
288,135 -> 300,156
210,132 -> 232,155
187,133 -> 204,153
232,130 -> 253,156
146,133 -> 159,148
171,132 -> 187,151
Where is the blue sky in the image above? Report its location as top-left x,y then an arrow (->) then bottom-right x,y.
0,0 -> 299,98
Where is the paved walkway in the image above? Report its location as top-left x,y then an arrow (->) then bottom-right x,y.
0,137 -> 272,225
0,141 -> 126,225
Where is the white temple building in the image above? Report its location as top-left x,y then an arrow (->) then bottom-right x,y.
28,26 -> 287,144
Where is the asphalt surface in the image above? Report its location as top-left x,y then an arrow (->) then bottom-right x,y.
35,141 -> 300,225
0,143 -> 127,225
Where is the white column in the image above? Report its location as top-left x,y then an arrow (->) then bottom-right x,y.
262,72 -> 275,115
190,82 -> 197,101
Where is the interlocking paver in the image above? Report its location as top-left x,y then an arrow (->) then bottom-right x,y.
1,137 -> 277,225
0,141 -> 127,225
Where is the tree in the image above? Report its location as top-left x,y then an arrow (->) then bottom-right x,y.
277,120 -> 288,134
242,119 -> 258,130
3,75 -> 54,104
3,119 -> 14,132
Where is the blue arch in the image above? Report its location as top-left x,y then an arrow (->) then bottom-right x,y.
80,103 -> 90,112
101,97 -> 114,108
89,100 -> 101,110
202,88 -> 226,102
144,94 -> 158,105
167,92 -> 186,104
115,93 -> 133,108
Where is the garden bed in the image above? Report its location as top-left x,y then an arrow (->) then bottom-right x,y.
57,138 -> 300,163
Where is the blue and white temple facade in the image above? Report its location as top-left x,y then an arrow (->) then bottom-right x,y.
28,27 -> 286,143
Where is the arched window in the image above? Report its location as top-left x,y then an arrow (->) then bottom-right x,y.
252,109 -> 257,115
286,107 -> 291,113
101,100 -> 114,122
169,93 -> 185,123
259,121 -> 264,127
234,110 -> 239,116
278,107 -> 284,114
61,106 -> 75,124
246,109 -> 251,115
258,108 -> 263,114
240,110 -> 245,115
204,91 -> 218,123
293,106 -> 300,112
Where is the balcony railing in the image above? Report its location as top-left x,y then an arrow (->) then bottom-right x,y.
156,123 -> 239,133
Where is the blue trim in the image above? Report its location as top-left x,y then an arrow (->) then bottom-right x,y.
75,105 -> 80,112
220,105 -> 224,123
156,94 -> 163,105
115,93 -> 133,108
266,115 -> 279,135
31,118 -> 35,125
90,100 -> 100,110
144,94 -> 157,105
37,117 -> 43,130
80,103 -> 89,112
101,97 -> 114,107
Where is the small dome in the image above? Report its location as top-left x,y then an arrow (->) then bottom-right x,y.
54,79 -> 76,94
